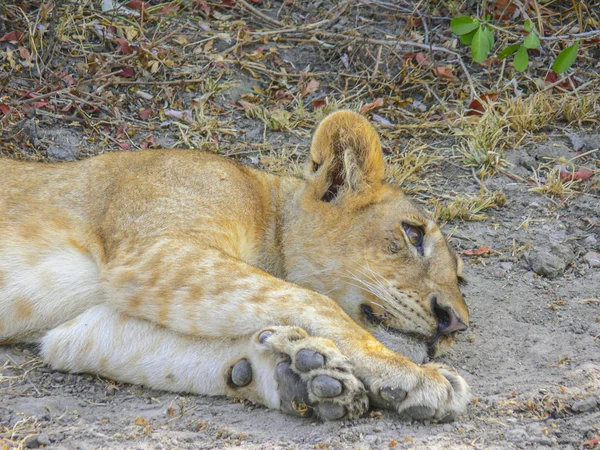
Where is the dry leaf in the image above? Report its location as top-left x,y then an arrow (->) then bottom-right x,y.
559,170 -> 593,181
134,416 -> 149,426
462,246 -> 493,257
359,98 -> 384,114
114,38 -> 134,55
467,92 -> 500,116
0,31 -> 23,42
139,107 -> 152,120
301,79 -> 319,97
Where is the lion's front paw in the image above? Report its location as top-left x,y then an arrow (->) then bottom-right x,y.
365,362 -> 470,421
255,327 -> 368,421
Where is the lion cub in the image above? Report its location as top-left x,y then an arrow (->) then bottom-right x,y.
0,110 -> 469,421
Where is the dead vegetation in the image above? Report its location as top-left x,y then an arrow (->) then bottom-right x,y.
1,0 -> 598,222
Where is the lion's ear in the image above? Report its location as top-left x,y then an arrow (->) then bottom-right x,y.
305,110 -> 385,203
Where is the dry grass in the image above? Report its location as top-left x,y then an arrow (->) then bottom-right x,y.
455,110 -> 510,174
431,190 -> 507,223
504,93 -> 560,136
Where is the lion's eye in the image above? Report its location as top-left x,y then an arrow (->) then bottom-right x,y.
402,223 -> 424,247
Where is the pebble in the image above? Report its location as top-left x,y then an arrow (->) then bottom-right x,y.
571,397 -> 598,413
37,433 -> 51,446
526,244 -> 575,279
584,235 -> 598,248
505,427 -> 528,443
47,144 -> 79,161
583,252 -> 600,268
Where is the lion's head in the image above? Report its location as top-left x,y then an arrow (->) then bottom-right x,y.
283,110 -> 469,364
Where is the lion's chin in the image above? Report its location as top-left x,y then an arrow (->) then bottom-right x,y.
371,329 -> 457,364
370,328 -> 430,364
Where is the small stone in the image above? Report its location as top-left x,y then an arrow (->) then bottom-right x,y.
583,252 -> 600,268
565,132 -> 585,151
529,436 -> 554,446
505,427 -> 528,443
47,144 -> 79,161
526,244 -> 574,279
583,235 -> 598,248
24,435 -> 41,448
571,397 -> 598,413
37,433 -> 51,446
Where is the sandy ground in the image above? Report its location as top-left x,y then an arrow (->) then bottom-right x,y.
1,1 -> 600,447
1,133 -> 599,449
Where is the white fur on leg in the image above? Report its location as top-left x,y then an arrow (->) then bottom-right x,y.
40,305 -> 281,408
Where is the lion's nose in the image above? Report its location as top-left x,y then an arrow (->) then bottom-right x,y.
430,296 -> 467,335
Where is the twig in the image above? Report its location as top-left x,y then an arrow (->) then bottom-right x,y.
237,0 -> 284,28
248,0 -> 353,36
371,45 -> 382,80
315,31 -> 477,100
102,78 -> 209,86
539,29 -> 600,41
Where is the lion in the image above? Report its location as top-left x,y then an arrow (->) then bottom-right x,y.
0,110 -> 470,421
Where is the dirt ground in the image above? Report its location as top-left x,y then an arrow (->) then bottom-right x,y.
1,0 -> 600,448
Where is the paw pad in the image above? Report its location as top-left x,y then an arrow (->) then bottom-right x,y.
230,359 -> 252,387
296,349 -> 325,372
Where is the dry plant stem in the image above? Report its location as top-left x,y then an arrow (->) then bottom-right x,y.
248,0 -> 353,36
237,0 -> 284,28
315,32 -> 477,100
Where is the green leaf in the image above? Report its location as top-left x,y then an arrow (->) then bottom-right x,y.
498,43 -> 521,59
472,28 -> 490,62
460,29 -> 477,45
523,32 -> 540,49
450,16 -> 480,35
524,19 -> 533,32
483,27 -> 495,52
552,41 -> 580,73
514,45 -> 529,72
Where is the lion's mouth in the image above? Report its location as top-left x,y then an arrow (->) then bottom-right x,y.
361,304 -> 456,359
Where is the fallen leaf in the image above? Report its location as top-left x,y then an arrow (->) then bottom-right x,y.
140,135 -> 155,149
312,99 -> 327,109
116,122 -> 128,139
432,66 -> 458,82
134,417 -> 148,426
193,0 -> 210,14
301,79 -> 319,97
559,169 -> 593,181
63,74 -> 77,87
139,107 -> 152,120
414,52 -> 433,67
544,72 -> 578,90
467,92 -> 500,116
388,440 -> 398,448
0,31 -> 23,42
583,437 -> 599,448
487,0 -> 517,19
18,45 -> 31,60
114,38 -> 134,55
238,100 -> 254,111
359,98 -> 384,114
159,3 -> 179,15
462,246 -> 493,257
115,66 -> 135,77
118,142 -> 131,150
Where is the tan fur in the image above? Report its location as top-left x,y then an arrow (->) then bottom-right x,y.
0,111 -> 470,420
